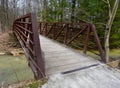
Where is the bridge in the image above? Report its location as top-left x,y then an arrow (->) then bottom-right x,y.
13,13 -> 120,87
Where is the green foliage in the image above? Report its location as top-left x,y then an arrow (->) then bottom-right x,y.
110,4 -> 120,48
27,79 -> 47,88
28,81 -> 39,88
38,0 -> 120,49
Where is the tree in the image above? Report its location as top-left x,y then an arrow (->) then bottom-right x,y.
0,0 -> 8,32
104,0 -> 119,62
71,0 -> 76,22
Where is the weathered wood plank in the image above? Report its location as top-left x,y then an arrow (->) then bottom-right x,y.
39,35 -> 100,75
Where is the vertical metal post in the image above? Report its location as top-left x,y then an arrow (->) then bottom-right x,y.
30,13 -> 45,79
90,24 -> 105,62
83,25 -> 90,54
52,23 -> 56,39
45,23 -> 48,36
64,24 -> 68,44
39,22 -> 42,34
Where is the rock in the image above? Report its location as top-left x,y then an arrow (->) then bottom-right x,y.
107,60 -> 120,68
0,52 -> 5,55
5,52 -> 13,55
11,50 -> 24,56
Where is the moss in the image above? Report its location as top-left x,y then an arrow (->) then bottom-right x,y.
0,55 -> 34,86
27,79 -> 47,88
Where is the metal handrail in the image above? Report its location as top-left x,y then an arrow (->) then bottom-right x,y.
39,22 -> 106,62
13,13 -> 45,80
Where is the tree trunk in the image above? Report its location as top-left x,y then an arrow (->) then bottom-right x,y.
26,0 -> 32,13
43,0 -> 47,21
104,0 -> 119,62
71,0 -> 76,22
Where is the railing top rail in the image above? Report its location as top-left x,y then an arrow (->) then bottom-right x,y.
39,21 -> 92,26
14,13 -> 31,21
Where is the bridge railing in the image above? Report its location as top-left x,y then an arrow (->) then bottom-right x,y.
39,22 -> 106,62
13,13 -> 45,79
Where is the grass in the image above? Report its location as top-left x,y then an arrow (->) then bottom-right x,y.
110,49 -> 120,58
77,49 -> 120,60
0,55 -> 34,86
27,79 -> 47,88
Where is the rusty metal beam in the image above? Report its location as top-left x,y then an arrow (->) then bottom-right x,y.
83,26 -> 91,54
13,13 -> 45,80
39,22 -> 105,63
90,24 -> 105,62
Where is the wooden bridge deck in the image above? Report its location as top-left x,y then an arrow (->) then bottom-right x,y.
40,35 -> 120,88
40,35 -> 100,76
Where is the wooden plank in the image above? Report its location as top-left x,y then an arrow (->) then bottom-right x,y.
39,35 -> 100,76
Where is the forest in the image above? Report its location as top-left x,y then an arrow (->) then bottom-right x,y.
0,0 -> 120,87
0,0 -> 120,62
0,0 -> 120,61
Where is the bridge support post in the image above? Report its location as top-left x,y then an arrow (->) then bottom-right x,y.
90,24 -> 105,63
64,24 -> 69,44
30,13 -> 45,79
83,25 -> 91,54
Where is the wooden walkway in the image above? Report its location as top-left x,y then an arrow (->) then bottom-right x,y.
40,35 -> 100,75
40,35 -> 120,88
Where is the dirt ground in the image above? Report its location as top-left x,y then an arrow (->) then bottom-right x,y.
0,33 -> 10,52
0,32 -> 23,55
